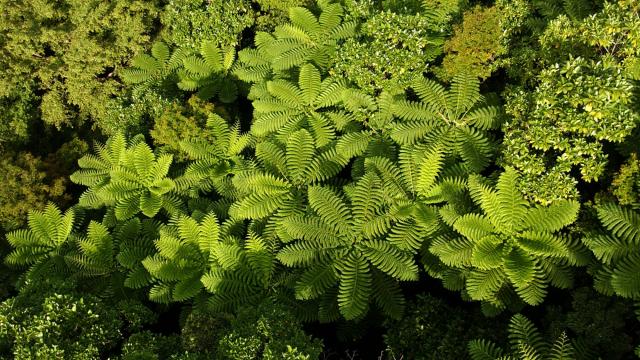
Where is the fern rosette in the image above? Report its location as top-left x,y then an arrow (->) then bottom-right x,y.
277,172 -> 420,320
5,204 -> 75,279
71,133 -> 182,220
430,167 -> 587,307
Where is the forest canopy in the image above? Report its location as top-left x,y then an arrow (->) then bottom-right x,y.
0,0 -> 639,359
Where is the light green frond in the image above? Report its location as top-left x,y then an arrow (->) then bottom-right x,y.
448,72 -> 481,117
465,105 -> 501,130
521,201 -> 580,233
200,41 -> 223,72
416,146 -> 444,197
503,248 -> 536,289
229,192 -> 288,220
507,314 -> 547,355
412,77 -> 447,111
392,100 -> 436,122
597,203 -> 640,244
337,253 -> 372,320
466,269 -> 506,301
286,129 -> 316,183
336,131 -> 371,159
281,215 -> 342,244
582,233 -> 636,264
295,261 -> 338,300
470,235 -> 504,270
430,235 -> 474,267
611,253 -> 640,298
455,126 -> 492,172
267,79 -> 304,108
548,332 -> 575,360
390,120 -> 436,145
307,186 -> 352,235
361,240 -> 418,281
299,64 -> 321,104
516,231 -> 569,258
454,214 -> 496,242
468,339 -> 505,360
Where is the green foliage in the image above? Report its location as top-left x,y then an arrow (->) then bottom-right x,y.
332,4 -> 450,94
0,0 -> 161,132
383,293 -> 506,359
0,279 -> 156,359
216,301 -> 323,359
429,168 -> 586,308
150,96 -> 217,157
277,173 -> 419,320
611,153 -> 640,208
5,204 -> 75,280
390,73 -> 500,172
254,0 -> 314,31
160,0 -> 255,50
500,0 -> 640,204
240,1 -> 357,72
0,83 -> 38,148
0,152 -> 70,231
70,133 -> 181,219
469,314 -> 576,360
584,202 -> 640,299
248,63 -> 346,145
440,5 -> 507,81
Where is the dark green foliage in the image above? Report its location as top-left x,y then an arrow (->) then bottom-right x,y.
544,287 -> 635,359
216,301 -> 323,359
469,314 -> 577,360
0,153 -> 70,231
383,294 -> 505,359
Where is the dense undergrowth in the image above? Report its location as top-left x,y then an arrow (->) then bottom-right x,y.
1,0 -> 640,358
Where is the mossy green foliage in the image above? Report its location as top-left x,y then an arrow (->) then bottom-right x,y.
0,139 -> 87,232
441,5 -> 507,81
0,0 -> 161,132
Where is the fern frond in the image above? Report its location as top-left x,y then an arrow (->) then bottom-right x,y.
597,203 -> 640,244
337,253 -> 372,320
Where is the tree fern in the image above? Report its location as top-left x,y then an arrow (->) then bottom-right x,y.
119,41 -> 187,90
5,204 -> 75,281
429,167 -> 585,307
277,172 -> 420,320
176,113 -> 253,196
469,314 -> 576,360
250,63 -> 347,146
251,0 -> 357,72
229,129 -> 347,227
390,73 -> 501,172
583,202 -> 640,299
177,41 -> 239,103
71,133 -> 182,220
